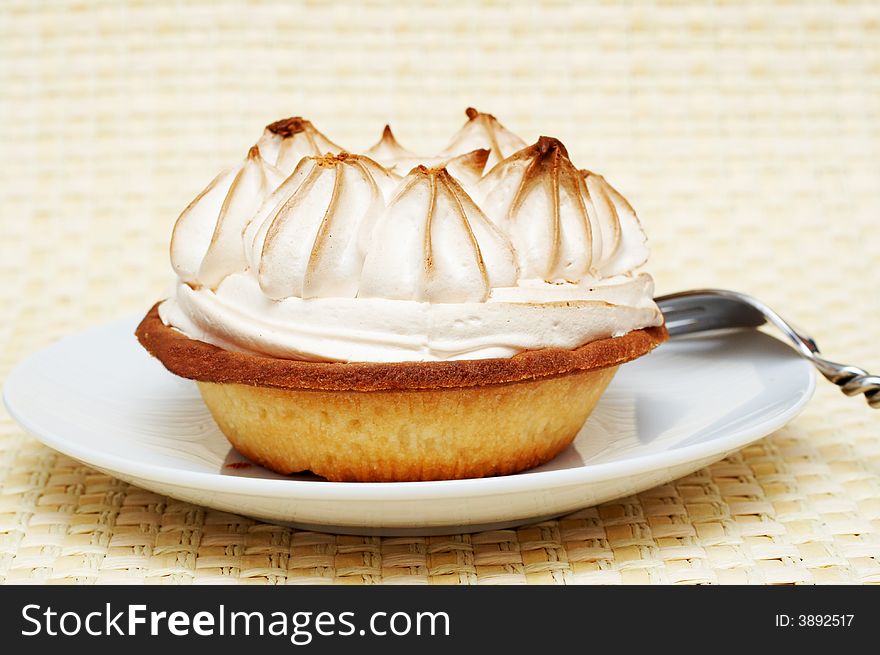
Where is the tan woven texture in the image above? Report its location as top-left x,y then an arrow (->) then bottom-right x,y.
1,0 -> 879,584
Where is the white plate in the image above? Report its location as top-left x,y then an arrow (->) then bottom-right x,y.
3,317 -> 815,536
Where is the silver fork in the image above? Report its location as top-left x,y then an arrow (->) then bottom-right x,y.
655,289 -> 880,409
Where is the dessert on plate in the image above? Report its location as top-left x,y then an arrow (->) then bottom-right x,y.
136,109 -> 667,482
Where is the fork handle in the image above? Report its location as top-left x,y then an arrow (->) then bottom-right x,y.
736,307 -> 880,409
764,313 -> 880,408
657,289 -> 879,409
811,356 -> 880,408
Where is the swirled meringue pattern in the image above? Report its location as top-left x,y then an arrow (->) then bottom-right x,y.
250,153 -> 396,300
170,146 -> 285,287
359,166 -> 517,303
160,109 -> 663,363
475,137 -> 650,280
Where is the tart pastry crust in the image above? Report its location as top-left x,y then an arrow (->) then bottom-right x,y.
136,303 -> 667,392
138,303 -> 665,481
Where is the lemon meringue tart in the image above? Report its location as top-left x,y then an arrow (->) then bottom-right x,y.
136,109 -> 667,482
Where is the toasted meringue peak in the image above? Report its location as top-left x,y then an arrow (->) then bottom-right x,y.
366,125 -> 416,162
256,116 -> 345,175
359,166 -> 518,303
366,124 -> 491,186
477,136 -> 593,281
478,137 -> 649,281
440,108 -> 527,170
170,145 -> 284,287
581,169 -> 649,276
265,116 -> 312,138
254,153 -> 392,300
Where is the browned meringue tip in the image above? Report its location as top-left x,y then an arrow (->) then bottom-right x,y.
411,163 -> 435,175
313,153 -> 341,168
306,151 -> 388,174
395,166 -> 463,200
435,167 -> 459,184
464,107 -> 510,124
402,150 -> 489,175
265,116 -> 311,137
467,147 -> 491,170
372,124 -> 407,150
406,163 -> 457,178
535,135 -> 570,159
246,144 -> 262,159
311,151 -> 358,167
465,106 -> 495,121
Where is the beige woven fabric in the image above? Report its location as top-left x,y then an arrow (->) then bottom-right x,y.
1,0 -> 879,584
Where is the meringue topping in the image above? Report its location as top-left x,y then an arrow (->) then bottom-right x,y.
160,272 -> 660,362
359,166 -> 518,303
366,125 -> 490,186
160,112 -> 662,363
581,169 -> 649,276
365,109 -> 525,182
440,107 -> 527,170
170,145 -> 284,287
365,125 -> 416,162
256,117 -> 344,175
254,153 -> 396,300
477,136 -> 649,281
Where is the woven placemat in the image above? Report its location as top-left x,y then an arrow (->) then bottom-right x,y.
1,0 -> 879,584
